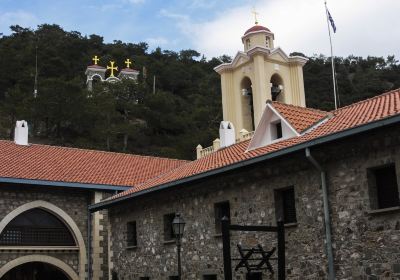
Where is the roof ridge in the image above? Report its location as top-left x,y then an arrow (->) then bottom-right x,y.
0,139 -> 189,163
333,88 -> 400,113
272,101 -> 328,114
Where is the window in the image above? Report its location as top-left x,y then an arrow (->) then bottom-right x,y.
0,208 -> 75,246
247,272 -> 262,280
265,36 -> 270,48
368,164 -> 399,209
163,213 -> 176,241
275,187 -> 297,224
126,221 -> 137,247
271,121 -> 283,140
139,277 -> 150,280
203,275 -> 218,280
169,276 -> 179,280
246,39 -> 251,49
214,201 -> 230,234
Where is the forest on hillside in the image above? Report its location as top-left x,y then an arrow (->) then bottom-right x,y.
0,24 -> 399,159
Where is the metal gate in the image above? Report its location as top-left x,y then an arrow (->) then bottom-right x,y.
221,217 -> 285,280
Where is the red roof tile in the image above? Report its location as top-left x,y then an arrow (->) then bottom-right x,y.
87,65 -> 105,69
111,89 -> 400,200
0,142 -> 188,187
272,101 -> 328,133
244,25 -> 271,35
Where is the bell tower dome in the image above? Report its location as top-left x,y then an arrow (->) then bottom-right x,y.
214,22 -> 308,137
242,24 -> 275,52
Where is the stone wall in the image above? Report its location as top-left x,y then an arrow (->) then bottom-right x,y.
108,124 -> 400,280
0,184 -> 111,280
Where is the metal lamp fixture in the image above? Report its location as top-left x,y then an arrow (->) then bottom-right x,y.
172,213 -> 185,280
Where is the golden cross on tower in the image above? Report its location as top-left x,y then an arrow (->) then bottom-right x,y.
107,61 -> 118,77
92,55 -> 100,65
125,58 -> 132,68
251,7 -> 259,25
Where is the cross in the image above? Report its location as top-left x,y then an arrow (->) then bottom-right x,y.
125,58 -> 132,68
92,55 -> 100,65
107,61 -> 118,77
251,7 -> 259,25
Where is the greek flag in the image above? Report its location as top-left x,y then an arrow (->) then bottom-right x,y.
327,8 -> 337,33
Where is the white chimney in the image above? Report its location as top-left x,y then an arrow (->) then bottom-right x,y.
219,121 -> 235,148
14,120 -> 29,146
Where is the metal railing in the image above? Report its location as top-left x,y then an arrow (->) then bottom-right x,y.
0,226 -> 75,246
197,130 -> 255,159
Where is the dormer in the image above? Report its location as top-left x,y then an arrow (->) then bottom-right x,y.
247,101 -> 329,151
242,25 -> 275,52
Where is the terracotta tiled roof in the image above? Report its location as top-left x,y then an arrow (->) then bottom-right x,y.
110,89 -> 400,200
120,68 -> 139,72
0,142 -> 188,187
272,101 -> 329,133
87,65 -> 105,69
244,25 -> 271,35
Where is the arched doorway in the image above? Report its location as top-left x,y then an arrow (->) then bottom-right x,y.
270,74 -> 284,102
240,77 -> 255,131
0,201 -> 87,279
2,261 -> 71,280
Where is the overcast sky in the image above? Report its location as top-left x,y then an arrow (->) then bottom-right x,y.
1,0 -> 399,59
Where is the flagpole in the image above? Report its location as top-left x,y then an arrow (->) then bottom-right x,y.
325,0 -> 338,110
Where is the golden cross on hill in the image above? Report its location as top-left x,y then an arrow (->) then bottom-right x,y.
125,58 -> 132,68
107,61 -> 118,77
92,55 -> 100,65
252,7 -> 259,25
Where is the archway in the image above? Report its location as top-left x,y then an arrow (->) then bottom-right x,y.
0,255 -> 79,280
0,201 -> 86,279
270,74 -> 284,102
2,261 -> 70,280
240,77 -> 255,131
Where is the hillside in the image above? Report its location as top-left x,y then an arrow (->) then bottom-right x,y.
0,24 -> 399,159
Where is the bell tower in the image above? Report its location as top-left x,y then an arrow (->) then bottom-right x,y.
214,21 -> 308,137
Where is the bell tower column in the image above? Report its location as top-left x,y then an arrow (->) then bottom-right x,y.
252,54 -> 269,126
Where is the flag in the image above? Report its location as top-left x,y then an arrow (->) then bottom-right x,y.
326,8 -> 337,33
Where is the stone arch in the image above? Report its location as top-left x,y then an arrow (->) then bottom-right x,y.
0,200 -> 86,279
90,73 -> 103,81
270,73 -> 284,102
0,255 -> 79,280
240,76 -> 255,131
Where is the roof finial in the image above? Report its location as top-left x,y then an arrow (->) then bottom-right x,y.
92,55 -> 100,65
125,58 -> 132,68
252,7 -> 259,25
107,61 -> 118,77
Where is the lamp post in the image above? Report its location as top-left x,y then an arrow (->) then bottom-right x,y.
172,213 -> 185,280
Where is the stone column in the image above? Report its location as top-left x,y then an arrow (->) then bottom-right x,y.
92,192 -> 105,280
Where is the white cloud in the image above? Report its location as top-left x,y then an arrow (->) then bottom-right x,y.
189,0 -> 217,9
146,36 -> 169,47
159,9 -> 190,21
176,0 -> 400,59
0,11 -> 39,33
125,0 -> 146,4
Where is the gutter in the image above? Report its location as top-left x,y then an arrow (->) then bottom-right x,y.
89,113 -> 400,212
305,148 -> 335,280
0,177 -> 130,191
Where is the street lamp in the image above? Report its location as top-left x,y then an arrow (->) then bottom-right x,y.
172,213 -> 185,280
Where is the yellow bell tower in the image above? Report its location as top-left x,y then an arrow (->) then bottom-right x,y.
214,22 -> 308,136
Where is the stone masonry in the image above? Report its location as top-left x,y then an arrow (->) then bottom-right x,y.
0,184 -> 111,280
108,123 -> 400,280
